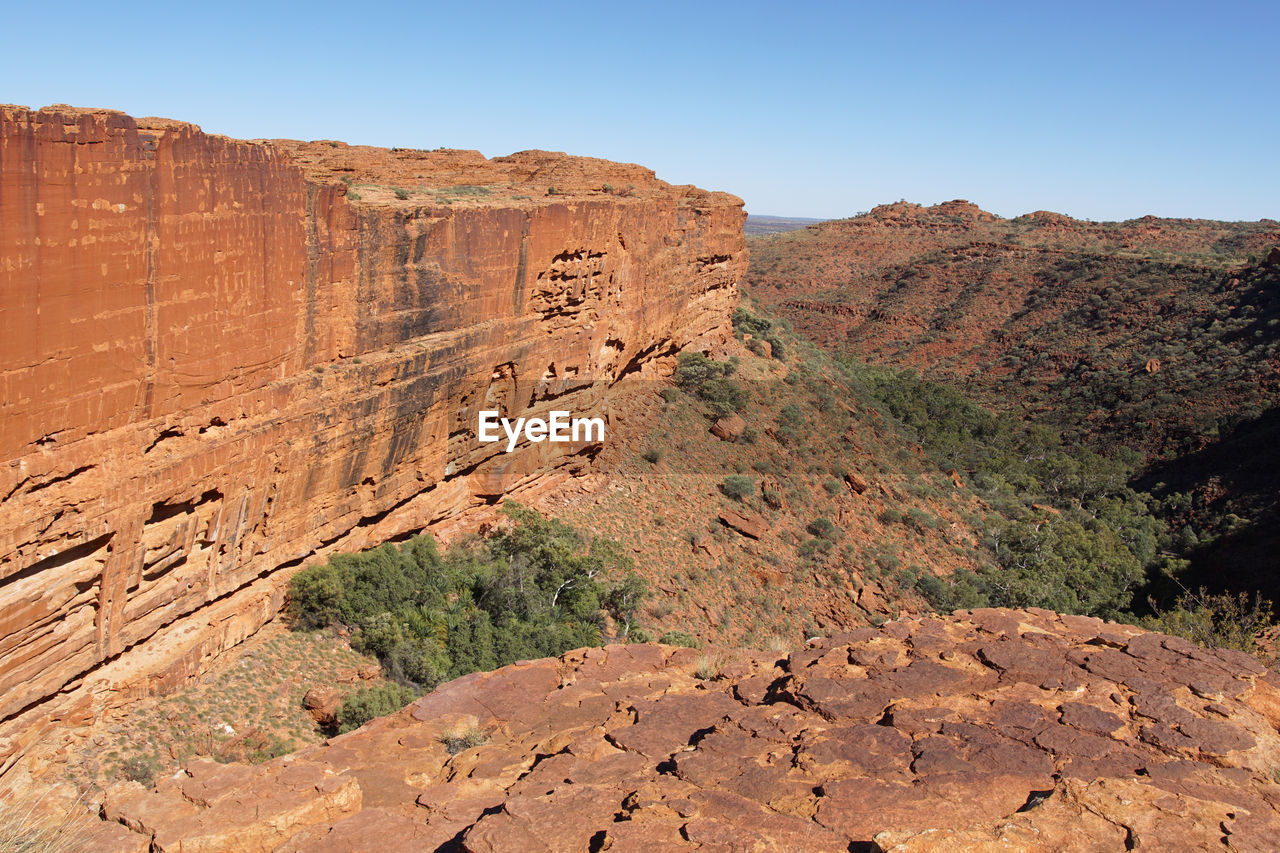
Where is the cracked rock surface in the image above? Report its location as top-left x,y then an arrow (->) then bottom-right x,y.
97,608 -> 1280,851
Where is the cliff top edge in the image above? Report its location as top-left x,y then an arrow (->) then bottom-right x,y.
1,103 -> 744,211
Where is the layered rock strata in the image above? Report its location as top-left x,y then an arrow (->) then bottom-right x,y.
0,105 -> 745,760
95,609 -> 1280,850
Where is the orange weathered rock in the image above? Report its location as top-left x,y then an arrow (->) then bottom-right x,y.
301,687 -> 342,729
88,610 -> 1280,850
709,413 -> 747,441
760,476 -> 787,509
0,106 -> 745,750
845,470 -> 870,494
690,533 -> 724,560
718,508 -> 767,539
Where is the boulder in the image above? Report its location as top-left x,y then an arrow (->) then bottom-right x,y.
302,687 -> 342,728
710,413 -> 747,441
718,509 -> 768,540
845,471 -> 870,494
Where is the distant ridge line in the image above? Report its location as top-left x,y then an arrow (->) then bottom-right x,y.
744,214 -> 827,236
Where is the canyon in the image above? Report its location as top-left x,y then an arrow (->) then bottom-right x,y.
0,105 -> 746,768
745,200 -> 1280,459
745,202 -> 1280,605
6,108 -> 1280,850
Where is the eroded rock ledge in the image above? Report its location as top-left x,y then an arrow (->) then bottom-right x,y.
94,608 -> 1280,851
0,105 -> 745,760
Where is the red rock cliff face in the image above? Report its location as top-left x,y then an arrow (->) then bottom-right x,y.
0,106 -> 745,743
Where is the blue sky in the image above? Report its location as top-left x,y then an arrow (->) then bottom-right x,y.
4,1 -> 1276,220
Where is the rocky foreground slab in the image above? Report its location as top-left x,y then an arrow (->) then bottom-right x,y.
95,608 -> 1280,851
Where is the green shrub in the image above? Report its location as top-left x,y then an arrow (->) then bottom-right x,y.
1143,588 -> 1275,654
807,518 -> 841,541
720,475 -> 755,502
658,630 -> 700,648
877,508 -> 905,526
729,307 -> 788,360
775,403 -> 806,445
337,683 -> 417,733
799,537 -> 833,558
907,507 -> 938,531
287,503 -> 648,691
732,307 -> 773,337
121,755 -> 159,786
674,352 -> 748,417
873,551 -> 900,572
247,734 -> 297,765
987,516 -> 1146,618
915,569 -> 987,612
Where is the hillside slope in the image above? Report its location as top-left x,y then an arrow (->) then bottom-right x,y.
746,203 -> 1280,601
748,202 -> 1279,455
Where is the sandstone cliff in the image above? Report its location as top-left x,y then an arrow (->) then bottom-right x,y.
0,106 -> 745,762
91,609 -> 1280,851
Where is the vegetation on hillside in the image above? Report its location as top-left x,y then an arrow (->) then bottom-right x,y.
673,351 -> 748,417
834,355 -> 1276,652
558,303 -> 996,649
748,208 -> 1279,462
732,307 -> 787,361
287,503 -> 647,728
997,255 -> 1279,459
842,360 -> 1170,617
744,208 -> 1280,651
56,624 -> 388,789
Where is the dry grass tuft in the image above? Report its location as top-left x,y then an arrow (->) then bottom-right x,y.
0,786 -> 94,853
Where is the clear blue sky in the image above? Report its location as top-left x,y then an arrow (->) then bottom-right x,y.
4,1 -> 1276,221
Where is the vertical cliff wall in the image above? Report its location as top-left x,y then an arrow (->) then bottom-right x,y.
0,106 -> 745,755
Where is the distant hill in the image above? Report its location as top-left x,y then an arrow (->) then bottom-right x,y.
744,214 -> 826,236
746,199 -> 1280,602
746,200 -> 1280,458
